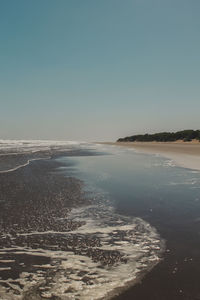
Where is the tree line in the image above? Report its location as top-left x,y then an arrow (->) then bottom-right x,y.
117,130 -> 200,142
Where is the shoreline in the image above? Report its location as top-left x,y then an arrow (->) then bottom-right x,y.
99,142 -> 200,171
0,147 -> 162,300
96,142 -> 200,300
1,142 -> 200,299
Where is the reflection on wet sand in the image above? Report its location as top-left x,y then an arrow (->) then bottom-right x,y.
0,148 -> 163,299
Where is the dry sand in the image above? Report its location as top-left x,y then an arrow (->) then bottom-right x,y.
100,141 -> 200,171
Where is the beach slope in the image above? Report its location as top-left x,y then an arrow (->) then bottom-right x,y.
100,142 -> 200,171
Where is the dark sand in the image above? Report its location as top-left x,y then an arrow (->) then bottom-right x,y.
0,150 -> 128,299
0,155 -> 89,298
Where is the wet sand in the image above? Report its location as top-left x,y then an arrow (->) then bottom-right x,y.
101,142 -> 200,171
114,215 -> 200,300
1,144 -> 200,299
0,149 -> 139,299
0,156 -> 90,298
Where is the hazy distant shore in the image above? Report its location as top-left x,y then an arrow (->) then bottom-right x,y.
99,141 -> 200,171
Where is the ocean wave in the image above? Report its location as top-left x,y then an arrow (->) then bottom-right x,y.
0,139 -> 92,154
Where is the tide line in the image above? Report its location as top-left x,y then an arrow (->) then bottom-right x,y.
0,157 -> 50,174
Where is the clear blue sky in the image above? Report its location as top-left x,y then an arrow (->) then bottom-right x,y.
1,0 -> 200,141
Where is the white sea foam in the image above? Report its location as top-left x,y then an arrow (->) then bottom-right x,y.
168,177 -> 200,186
0,139 -> 92,154
0,203 -> 164,300
0,140 -> 97,173
0,157 -> 50,173
153,158 -> 176,168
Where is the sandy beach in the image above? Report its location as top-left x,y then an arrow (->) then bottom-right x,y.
1,141 -> 200,299
101,141 -> 200,171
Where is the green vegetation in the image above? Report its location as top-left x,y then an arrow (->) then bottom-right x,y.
117,130 -> 200,143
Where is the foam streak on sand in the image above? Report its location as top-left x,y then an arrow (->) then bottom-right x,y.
0,157 -> 50,173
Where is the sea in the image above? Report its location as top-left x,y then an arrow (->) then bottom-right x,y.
0,140 -> 200,299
